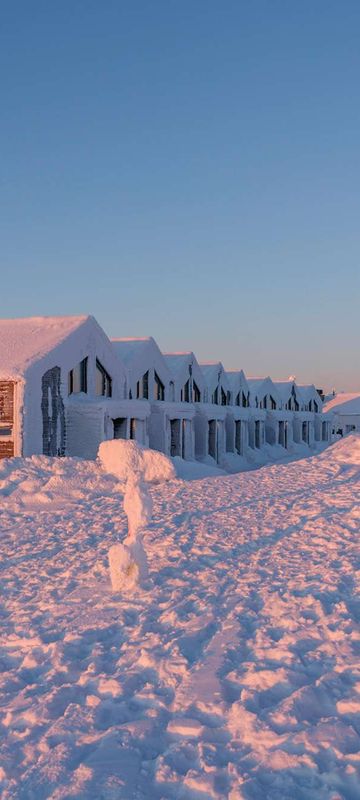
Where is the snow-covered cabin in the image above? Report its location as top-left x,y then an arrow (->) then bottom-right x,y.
224,370 -> 251,456
194,363 -> 230,464
269,380 -> 305,450
322,393 -> 360,438
112,337 -> 194,460
0,315 -> 149,459
296,384 -> 327,445
162,352 -> 206,460
247,378 -> 280,450
162,352 -> 205,405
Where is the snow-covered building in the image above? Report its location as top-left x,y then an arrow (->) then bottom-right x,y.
296,384 -> 329,445
270,380 -> 306,450
0,315 -> 150,459
0,314 -> 333,468
247,378 -> 281,450
162,352 -> 205,405
112,338 -> 195,460
224,370 -> 251,456
162,352 -> 206,460
194,363 -> 230,464
323,393 -> 360,437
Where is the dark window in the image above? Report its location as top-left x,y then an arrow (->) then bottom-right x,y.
227,390 -> 231,405
142,371 -> 149,399
154,371 -> 165,401
314,400 -> 318,413
136,380 -> 140,399
113,417 -> 127,438
242,391 -> 248,408
235,392 -> 241,406
0,427 -> 12,437
221,388 -> 227,406
96,359 -> 112,397
130,418 -> 136,439
68,357 -> 88,395
263,395 -> 267,409
183,379 -> 190,403
270,395 -> 276,410
212,387 -> 219,405
193,381 -> 201,403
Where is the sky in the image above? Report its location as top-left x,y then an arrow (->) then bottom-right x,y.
0,1 -> 359,391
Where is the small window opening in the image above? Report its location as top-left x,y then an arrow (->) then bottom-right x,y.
154,371 -> 165,401
68,357 -> 88,395
193,381 -> 201,403
96,359 -> 112,397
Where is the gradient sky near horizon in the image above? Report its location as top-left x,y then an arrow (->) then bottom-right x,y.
1,1 -> 359,391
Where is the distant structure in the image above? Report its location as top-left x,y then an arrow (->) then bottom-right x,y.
0,314 -> 332,467
323,393 -> 360,437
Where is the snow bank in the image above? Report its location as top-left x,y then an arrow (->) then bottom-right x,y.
98,439 -> 176,483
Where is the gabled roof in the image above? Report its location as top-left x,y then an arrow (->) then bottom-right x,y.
247,376 -> 281,406
199,362 -> 230,393
323,393 -> 360,415
272,381 -> 298,403
111,336 -> 172,384
297,384 -> 322,406
0,315 -> 90,379
111,337 -> 153,367
247,376 -> 271,394
163,352 -> 194,379
225,369 -> 249,393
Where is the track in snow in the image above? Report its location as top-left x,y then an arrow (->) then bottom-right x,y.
0,438 -> 360,799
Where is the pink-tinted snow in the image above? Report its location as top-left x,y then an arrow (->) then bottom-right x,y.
0,437 -> 360,798
0,316 -> 89,379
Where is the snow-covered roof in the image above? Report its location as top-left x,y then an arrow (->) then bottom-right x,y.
247,377 -> 271,394
323,393 -> 360,415
272,381 -> 297,403
296,384 -> 322,405
111,336 -> 172,390
162,353 -> 193,378
0,315 -> 90,379
247,377 -> 282,407
200,362 -> 229,391
111,338 -> 153,367
225,370 -> 249,393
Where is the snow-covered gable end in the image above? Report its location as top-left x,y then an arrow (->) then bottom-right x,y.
162,352 -> 205,404
0,315 -> 127,457
225,370 -> 250,408
200,363 -> 231,406
272,381 -> 302,412
111,337 -> 172,403
297,384 -> 323,413
247,377 -> 281,410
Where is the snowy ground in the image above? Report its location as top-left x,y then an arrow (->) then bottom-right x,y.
1,437 -> 360,799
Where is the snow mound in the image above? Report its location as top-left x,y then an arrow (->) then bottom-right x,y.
98,439 -> 176,483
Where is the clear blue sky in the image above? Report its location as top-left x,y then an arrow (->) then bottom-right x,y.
1,1 -> 359,390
